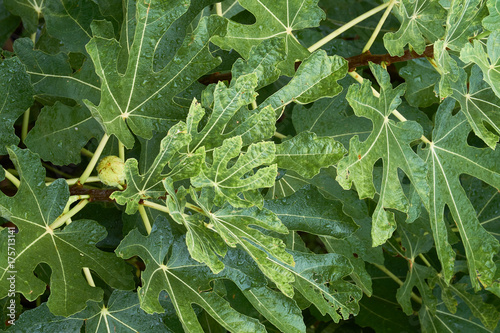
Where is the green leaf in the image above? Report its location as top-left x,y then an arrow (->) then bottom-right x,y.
434,0 -> 488,97
4,302 -> 84,332
483,0 -> 500,31
274,131 -> 346,179
0,0 -> 20,46
79,290 -> 170,332
265,169 -> 309,199
4,0 -> 42,33
14,38 -> 101,105
460,31 -> 500,100
0,57 -> 33,155
84,1 -> 227,148
0,147 -> 133,316
116,216 -> 266,333
190,188 -> 296,296
400,58 -> 441,108
265,185 -> 358,238
383,0 -> 446,56
284,251 -> 362,322
450,66 -> 500,149
212,0 -> 325,76
420,282 -> 500,331
421,98 -> 500,290
191,136 -> 277,209
111,122 -> 191,214
397,263 -> 437,315
165,182 -> 227,274
186,73 -> 274,153
231,37 -> 287,89
336,63 -> 429,246
355,257 -> 421,332
25,103 -> 103,165
261,50 -> 348,113
241,286 -> 306,333
291,77 -> 372,148
43,0 -> 106,54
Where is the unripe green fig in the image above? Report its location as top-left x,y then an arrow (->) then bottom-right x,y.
97,156 -> 125,187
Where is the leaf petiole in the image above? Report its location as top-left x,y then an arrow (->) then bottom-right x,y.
3,168 -> 20,188
372,263 -> 423,304
138,204 -> 152,235
78,134 -> 110,185
362,0 -> 397,53
347,71 -> 432,145
49,199 -> 90,230
308,1 -> 392,52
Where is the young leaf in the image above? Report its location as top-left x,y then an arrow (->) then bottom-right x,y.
450,66 -> 500,149
421,99 -> 500,290
460,31 -> 500,100
212,0 -> 325,75
84,1 -> 227,148
483,0 -> 500,31
186,73 -> 264,153
191,136 -> 277,209
279,251 -> 363,322
261,51 -> 348,113
434,0 -> 487,97
0,57 -> 33,155
383,0 -> 446,56
190,188 -> 296,296
231,37 -> 287,89
241,286 -> 306,333
116,216 -> 266,333
165,181 -> 227,274
0,147 -> 133,316
336,63 -> 429,246
111,122 -> 192,214
274,131 -> 346,179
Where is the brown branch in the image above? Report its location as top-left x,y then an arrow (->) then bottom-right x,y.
69,185 -> 118,202
199,45 -> 435,85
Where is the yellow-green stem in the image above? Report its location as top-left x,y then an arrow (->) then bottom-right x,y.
362,0 -> 396,53
21,108 -> 30,143
3,168 -> 20,188
308,1 -> 391,52
46,176 -> 101,186
138,204 -> 152,235
418,254 -> 432,267
274,131 -> 287,140
78,134 -> 110,185
81,148 -> 94,158
347,71 -> 432,145
215,3 -> 223,16
50,199 -> 89,230
142,200 -> 170,213
251,100 -> 258,110
42,163 -> 73,178
119,141 -> 125,161
373,263 -> 423,304
83,268 -> 96,287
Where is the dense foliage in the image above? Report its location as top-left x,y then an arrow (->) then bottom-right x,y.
1,0 -> 500,331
